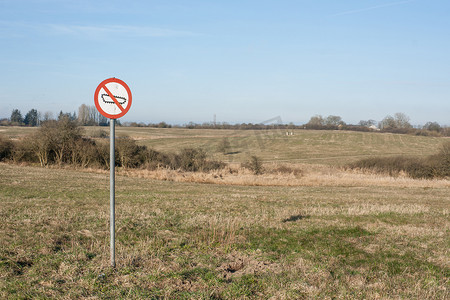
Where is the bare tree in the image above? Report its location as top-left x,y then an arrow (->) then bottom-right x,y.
78,104 -> 105,126
78,104 -> 89,125
307,115 -> 324,127
325,115 -> 345,126
358,119 -> 376,127
380,113 -> 411,130
394,112 -> 411,129
88,105 -> 98,125
379,115 -> 396,129
42,111 -> 54,122
423,122 -> 441,132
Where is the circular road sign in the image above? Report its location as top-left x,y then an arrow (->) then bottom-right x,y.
94,78 -> 132,119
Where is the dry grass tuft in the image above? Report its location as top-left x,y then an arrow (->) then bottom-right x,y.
117,163 -> 450,188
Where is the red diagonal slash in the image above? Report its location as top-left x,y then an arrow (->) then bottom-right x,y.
101,84 -> 125,112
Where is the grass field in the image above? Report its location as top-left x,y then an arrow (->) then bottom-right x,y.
0,127 -> 449,299
1,126 -> 446,165
113,127 -> 446,165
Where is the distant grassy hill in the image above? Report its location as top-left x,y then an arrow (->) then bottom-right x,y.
1,126 -> 446,165
108,127 -> 446,165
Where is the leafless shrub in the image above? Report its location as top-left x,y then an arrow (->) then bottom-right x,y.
18,119 -> 83,166
427,141 -> 450,178
29,119 -> 82,165
71,138 -> 99,168
12,136 -> 40,164
414,129 -> 442,137
116,137 -> 147,168
269,164 -> 303,176
242,155 -> 263,175
0,135 -> 13,161
348,142 -> 450,179
96,141 -> 113,169
2,123 -> 227,173
144,149 -> 171,170
178,148 -> 224,172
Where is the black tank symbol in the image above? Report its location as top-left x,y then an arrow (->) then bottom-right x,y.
101,94 -> 127,105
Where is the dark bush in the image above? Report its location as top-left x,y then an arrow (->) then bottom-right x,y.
348,156 -> 414,176
348,142 -> 450,179
0,135 -> 13,161
177,148 -> 224,172
144,148 -> 169,170
116,137 -> 147,168
71,138 -> 100,168
10,119 -> 102,168
242,155 -> 263,175
12,136 -> 38,164
96,141 -> 117,169
414,130 -> 441,137
20,119 -> 83,166
167,152 -> 181,170
381,128 -> 415,135
143,147 -> 224,171
178,148 -> 206,172
405,161 -> 436,179
430,142 -> 450,177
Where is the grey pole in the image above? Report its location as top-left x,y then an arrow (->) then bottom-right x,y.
110,119 -> 116,268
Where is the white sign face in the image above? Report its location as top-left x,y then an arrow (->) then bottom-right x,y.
98,82 -> 129,115
94,78 -> 132,119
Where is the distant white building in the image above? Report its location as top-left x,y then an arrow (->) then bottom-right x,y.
369,125 -> 380,131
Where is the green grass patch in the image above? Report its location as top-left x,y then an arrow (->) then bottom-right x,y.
0,164 -> 448,299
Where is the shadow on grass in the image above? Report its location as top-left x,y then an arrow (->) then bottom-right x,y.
225,151 -> 241,155
282,214 -> 310,223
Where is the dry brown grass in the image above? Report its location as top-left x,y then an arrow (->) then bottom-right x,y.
116,162 -> 450,188
0,163 -> 449,299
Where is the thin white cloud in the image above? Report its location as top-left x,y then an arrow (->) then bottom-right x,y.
333,0 -> 414,17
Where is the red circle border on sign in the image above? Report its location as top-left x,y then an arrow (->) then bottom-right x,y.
94,78 -> 132,119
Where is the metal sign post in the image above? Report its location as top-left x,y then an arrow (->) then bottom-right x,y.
94,78 -> 132,268
110,118 -> 115,267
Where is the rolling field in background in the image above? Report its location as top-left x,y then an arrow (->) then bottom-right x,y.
103,127 -> 444,165
1,126 -> 445,165
0,127 -> 449,299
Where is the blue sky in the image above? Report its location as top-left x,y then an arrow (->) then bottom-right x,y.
1,0 -> 449,125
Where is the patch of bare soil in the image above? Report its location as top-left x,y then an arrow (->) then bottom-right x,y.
217,252 -> 282,279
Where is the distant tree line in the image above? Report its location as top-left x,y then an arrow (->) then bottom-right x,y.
2,107 -> 449,137
122,113 -> 450,136
122,112 -> 449,137
1,104 -> 109,127
9,109 -> 40,126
